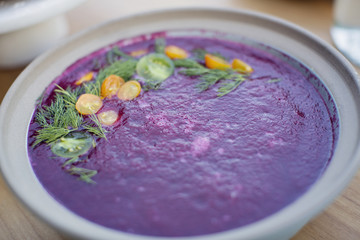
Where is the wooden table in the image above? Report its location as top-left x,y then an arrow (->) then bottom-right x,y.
1,0 -> 359,239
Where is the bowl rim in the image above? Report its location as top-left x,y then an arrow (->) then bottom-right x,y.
1,6 -> 360,240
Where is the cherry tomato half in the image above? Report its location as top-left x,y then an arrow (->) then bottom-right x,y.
97,110 -> 118,126
101,75 -> 125,99
204,54 -> 231,70
75,72 -> 94,85
165,45 -> 188,59
117,80 -> 141,101
232,59 -> 253,73
75,93 -> 103,115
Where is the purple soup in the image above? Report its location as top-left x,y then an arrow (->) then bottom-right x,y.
27,31 -> 337,237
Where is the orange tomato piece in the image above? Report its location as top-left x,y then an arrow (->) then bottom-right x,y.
75,72 -> 94,85
232,59 -> 254,73
101,75 -> 125,99
130,49 -> 148,57
204,54 -> 231,70
165,45 -> 188,59
117,80 -> 141,101
97,110 -> 118,126
75,94 -> 103,115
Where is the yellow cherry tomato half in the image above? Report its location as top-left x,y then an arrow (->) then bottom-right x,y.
232,59 -> 254,73
165,45 -> 188,59
97,110 -> 118,126
75,72 -> 94,85
101,75 -> 125,99
117,80 -> 141,101
204,54 -> 231,70
75,93 -> 103,115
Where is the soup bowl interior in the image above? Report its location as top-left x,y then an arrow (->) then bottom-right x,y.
0,7 -> 360,240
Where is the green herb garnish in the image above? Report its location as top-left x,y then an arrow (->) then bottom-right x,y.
217,75 -> 247,97
107,46 -> 134,64
191,48 -> 227,61
173,58 -> 205,69
33,88 -> 83,147
67,167 -> 97,184
83,114 -> 108,139
267,78 -> 282,83
154,37 -> 166,54
180,67 -> 247,96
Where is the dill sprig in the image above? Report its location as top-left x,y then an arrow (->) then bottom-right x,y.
192,48 -> 227,61
32,126 -> 71,147
106,46 -> 134,64
173,58 -> 205,69
63,156 -> 79,166
83,114 -> 108,140
217,75 -> 246,97
96,59 -> 137,84
54,84 -> 79,106
267,78 -> 282,83
178,66 -> 247,96
67,167 -> 97,184
33,90 -> 83,147
154,38 -> 166,54
174,48 -> 250,97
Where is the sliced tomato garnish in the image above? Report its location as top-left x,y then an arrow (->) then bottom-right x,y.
165,45 -> 188,59
101,75 -> 125,99
204,54 -> 231,70
232,58 -> 253,73
75,93 -> 103,115
97,110 -> 118,126
117,80 -> 141,101
75,72 -> 94,85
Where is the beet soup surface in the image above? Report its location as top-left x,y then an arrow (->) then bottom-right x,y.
27,32 -> 337,237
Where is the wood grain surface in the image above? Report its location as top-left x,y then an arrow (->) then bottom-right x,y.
1,0 -> 360,239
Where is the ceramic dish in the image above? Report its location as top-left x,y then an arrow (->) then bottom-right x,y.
0,0 -> 86,68
0,7 -> 360,240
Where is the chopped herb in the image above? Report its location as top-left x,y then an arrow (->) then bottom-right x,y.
32,126 -> 71,147
63,156 -> 79,166
83,114 -> 108,140
192,48 -> 227,61
92,59 -> 101,70
179,66 -> 247,96
154,38 -> 166,54
267,78 -> 282,83
33,91 -> 81,146
111,46 -> 133,59
106,46 -> 134,64
54,84 -> 81,107
173,58 -> 205,69
67,167 -> 97,184
96,59 -> 137,84
217,76 -> 246,97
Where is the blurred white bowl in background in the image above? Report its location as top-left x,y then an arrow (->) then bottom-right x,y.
0,0 -> 86,68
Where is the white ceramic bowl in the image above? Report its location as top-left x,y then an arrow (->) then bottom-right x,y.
0,0 -> 86,68
0,7 -> 360,240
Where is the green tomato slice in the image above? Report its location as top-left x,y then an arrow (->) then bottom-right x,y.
51,131 -> 93,158
136,53 -> 174,83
